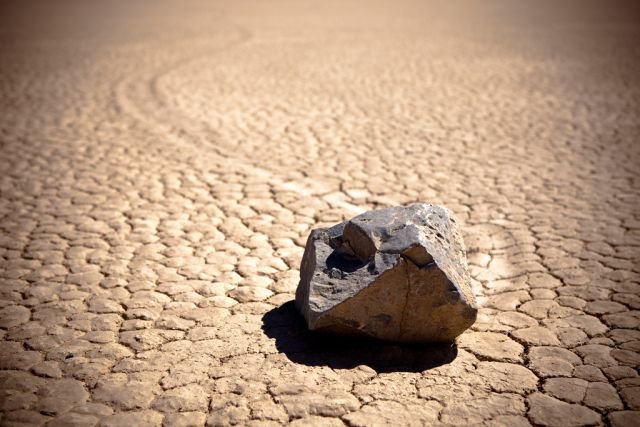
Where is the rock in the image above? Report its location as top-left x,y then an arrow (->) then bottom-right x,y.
295,203 -> 477,342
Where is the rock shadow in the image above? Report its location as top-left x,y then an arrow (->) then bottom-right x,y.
262,301 -> 458,373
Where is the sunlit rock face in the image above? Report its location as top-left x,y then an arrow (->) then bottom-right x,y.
295,203 -> 477,343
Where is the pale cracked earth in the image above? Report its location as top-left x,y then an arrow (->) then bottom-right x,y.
1,0 -> 639,426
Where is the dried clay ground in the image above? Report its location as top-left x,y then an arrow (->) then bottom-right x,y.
0,1 -> 639,426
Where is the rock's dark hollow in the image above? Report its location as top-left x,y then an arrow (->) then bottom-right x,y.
295,203 -> 477,342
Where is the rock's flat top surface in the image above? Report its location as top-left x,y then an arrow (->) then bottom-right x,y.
296,203 -> 477,342
0,0 -> 639,425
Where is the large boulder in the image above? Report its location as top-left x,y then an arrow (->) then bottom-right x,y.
295,203 -> 477,342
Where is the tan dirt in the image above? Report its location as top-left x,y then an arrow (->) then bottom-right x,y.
0,0 -> 639,425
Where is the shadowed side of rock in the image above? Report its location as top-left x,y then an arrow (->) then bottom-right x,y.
262,301 -> 460,373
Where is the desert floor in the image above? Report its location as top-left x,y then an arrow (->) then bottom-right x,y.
0,0 -> 639,426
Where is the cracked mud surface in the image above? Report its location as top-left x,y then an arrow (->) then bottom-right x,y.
1,0 -> 639,425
